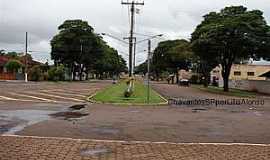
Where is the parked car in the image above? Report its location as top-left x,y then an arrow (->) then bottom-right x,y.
179,79 -> 190,87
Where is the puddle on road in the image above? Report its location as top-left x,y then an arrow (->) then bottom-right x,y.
0,104 -> 89,134
50,112 -> 89,120
69,104 -> 86,110
0,110 -> 58,135
0,120 -> 21,134
192,108 -> 207,113
80,147 -> 111,157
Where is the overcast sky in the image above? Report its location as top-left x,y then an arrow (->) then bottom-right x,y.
0,0 -> 269,65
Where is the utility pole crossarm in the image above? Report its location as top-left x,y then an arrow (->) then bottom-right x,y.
121,0 -> 144,77
121,2 -> 144,5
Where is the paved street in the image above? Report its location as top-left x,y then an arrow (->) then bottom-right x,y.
1,81 -> 270,159
0,81 -> 109,104
1,135 -> 270,160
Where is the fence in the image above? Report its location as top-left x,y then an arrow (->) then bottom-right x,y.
229,80 -> 270,95
0,73 -> 16,80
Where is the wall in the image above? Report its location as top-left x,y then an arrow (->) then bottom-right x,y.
230,64 -> 269,81
229,80 -> 270,94
0,73 -> 16,80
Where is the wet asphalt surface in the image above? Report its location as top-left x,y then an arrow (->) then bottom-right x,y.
1,81 -> 270,144
0,81 -> 109,136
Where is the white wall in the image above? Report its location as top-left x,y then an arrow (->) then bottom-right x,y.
229,80 -> 270,94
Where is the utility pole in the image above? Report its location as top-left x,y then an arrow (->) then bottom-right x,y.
124,37 -> 137,75
121,0 -> 144,77
25,32 -> 28,82
147,39 -> 151,103
133,37 -> 136,74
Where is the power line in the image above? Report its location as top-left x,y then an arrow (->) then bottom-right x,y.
121,0 -> 144,77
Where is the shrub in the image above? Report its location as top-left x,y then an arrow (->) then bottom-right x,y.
29,65 -> 42,81
190,75 -> 200,84
124,86 -> 133,98
48,65 -> 65,81
5,60 -> 23,72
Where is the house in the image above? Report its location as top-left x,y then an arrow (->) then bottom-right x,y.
0,56 -> 15,80
259,71 -> 270,81
211,59 -> 270,87
0,55 -> 42,80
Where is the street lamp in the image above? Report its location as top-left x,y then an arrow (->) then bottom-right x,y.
141,34 -> 163,103
136,34 -> 163,45
100,33 -> 129,45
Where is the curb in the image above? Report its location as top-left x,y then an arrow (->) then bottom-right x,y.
87,88 -> 168,106
3,135 -> 270,147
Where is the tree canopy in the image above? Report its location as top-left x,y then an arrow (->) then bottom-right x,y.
5,60 -> 23,72
152,39 -> 193,83
51,19 -> 127,80
191,6 -> 270,91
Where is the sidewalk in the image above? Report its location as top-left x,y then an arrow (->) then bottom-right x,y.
0,135 -> 270,160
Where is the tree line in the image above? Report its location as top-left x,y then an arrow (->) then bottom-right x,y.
136,6 -> 270,92
51,20 -> 127,81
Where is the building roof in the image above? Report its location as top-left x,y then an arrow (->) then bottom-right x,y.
249,58 -> 270,66
0,55 -> 42,67
0,56 -> 10,66
259,71 -> 270,78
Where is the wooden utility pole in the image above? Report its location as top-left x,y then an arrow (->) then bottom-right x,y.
124,37 -> 137,75
121,0 -> 144,77
133,37 -> 136,74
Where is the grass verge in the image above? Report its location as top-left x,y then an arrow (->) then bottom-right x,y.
192,85 -> 257,98
90,80 -> 167,105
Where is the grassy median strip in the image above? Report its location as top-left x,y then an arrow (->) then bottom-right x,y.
91,81 -> 167,105
192,85 -> 257,98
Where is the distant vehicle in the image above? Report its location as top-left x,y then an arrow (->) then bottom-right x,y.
179,79 -> 190,87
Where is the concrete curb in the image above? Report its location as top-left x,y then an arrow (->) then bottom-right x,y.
86,81 -> 169,106
3,135 -> 270,147
87,89 -> 168,106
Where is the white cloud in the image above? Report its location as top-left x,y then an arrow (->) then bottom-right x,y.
0,0 -> 269,64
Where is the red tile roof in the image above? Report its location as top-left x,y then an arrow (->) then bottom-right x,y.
0,56 -> 10,66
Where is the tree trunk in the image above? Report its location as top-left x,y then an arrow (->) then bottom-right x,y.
72,68 -> 76,81
171,75 -> 175,84
85,71 -> 89,80
223,76 -> 229,92
79,64 -> 84,81
222,63 -> 233,92
176,71 -> 179,84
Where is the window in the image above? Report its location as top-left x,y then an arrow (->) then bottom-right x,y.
247,72 -> 255,76
234,71 -> 241,76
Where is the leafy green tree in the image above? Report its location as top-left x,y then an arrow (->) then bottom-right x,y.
191,6 -> 270,91
135,61 -> 147,75
29,65 -> 42,81
48,65 -> 65,81
94,43 -> 127,79
5,60 -> 23,73
51,19 -> 103,81
0,50 -> 5,56
6,52 -> 19,59
152,39 -> 193,83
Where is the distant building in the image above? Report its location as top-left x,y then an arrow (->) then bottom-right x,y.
0,56 -> 14,80
211,59 -> 270,87
259,71 -> 270,81
0,55 -> 42,80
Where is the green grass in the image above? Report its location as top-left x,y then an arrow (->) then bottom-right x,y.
91,80 -> 167,105
192,85 -> 257,98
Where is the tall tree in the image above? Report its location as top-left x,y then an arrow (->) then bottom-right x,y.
0,50 -> 5,56
152,39 -> 193,83
51,19 -> 102,80
191,6 -> 270,91
94,43 -> 127,78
